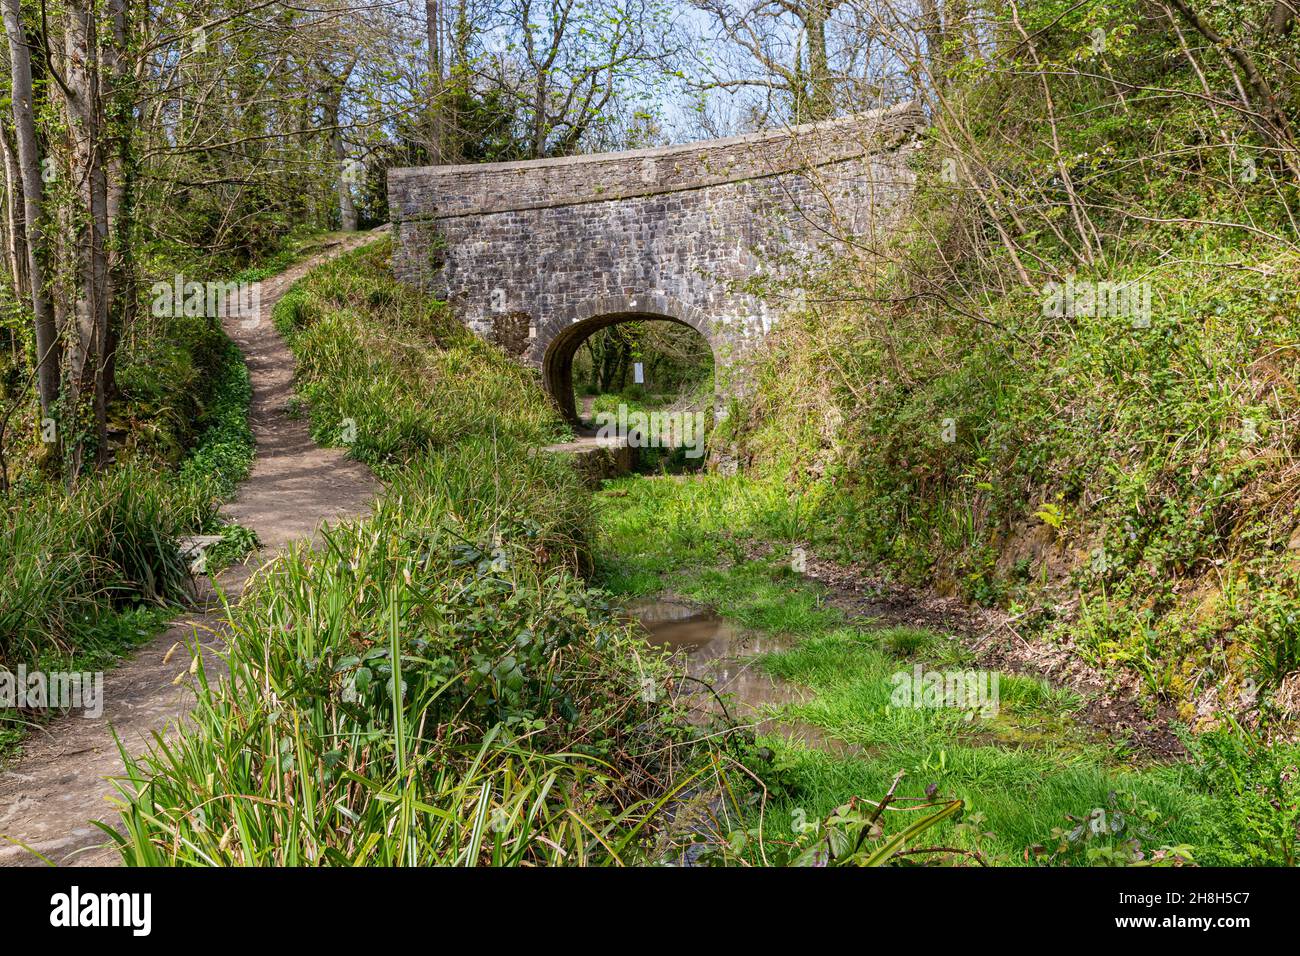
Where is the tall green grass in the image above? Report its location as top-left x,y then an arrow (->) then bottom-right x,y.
0,336 -> 253,672
106,517 -> 692,865
1,466 -> 189,664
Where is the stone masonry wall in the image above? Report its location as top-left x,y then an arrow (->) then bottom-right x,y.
388,103 -> 924,374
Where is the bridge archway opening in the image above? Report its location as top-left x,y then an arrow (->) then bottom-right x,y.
542,312 -> 716,452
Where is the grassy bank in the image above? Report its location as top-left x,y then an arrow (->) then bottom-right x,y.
725,251 -> 1300,723
593,472 -> 1300,865
106,241 -> 705,865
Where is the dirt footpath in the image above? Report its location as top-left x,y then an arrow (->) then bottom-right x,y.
0,229 -> 383,867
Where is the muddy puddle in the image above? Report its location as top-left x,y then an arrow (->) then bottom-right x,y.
629,598 -> 851,754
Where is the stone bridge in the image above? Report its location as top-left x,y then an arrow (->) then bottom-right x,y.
388,104 -> 923,423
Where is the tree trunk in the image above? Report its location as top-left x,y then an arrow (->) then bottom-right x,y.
1,0 -> 61,421
804,1 -> 834,119
103,0 -> 134,419
62,0 -> 113,475
322,56 -> 359,232
0,122 -> 28,300
426,0 -> 445,162
325,95 -> 358,232
919,0 -> 946,89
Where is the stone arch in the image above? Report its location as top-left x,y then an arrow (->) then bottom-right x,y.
537,294 -> 718,425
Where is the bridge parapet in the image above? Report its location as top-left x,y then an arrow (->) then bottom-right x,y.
390,104 -> 922,221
